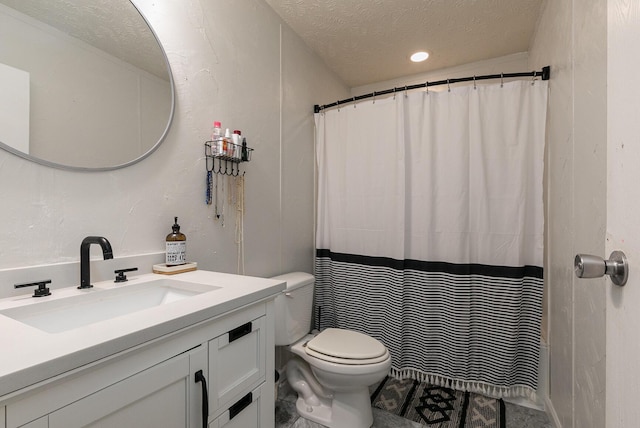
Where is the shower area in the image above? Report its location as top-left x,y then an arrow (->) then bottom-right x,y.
313,71 -> 549,402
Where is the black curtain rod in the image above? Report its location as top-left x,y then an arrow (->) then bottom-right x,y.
314,66 -> 550,113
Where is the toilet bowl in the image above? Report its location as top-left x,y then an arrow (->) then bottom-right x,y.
272,272 -> 391,428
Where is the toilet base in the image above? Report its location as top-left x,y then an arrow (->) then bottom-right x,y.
294,387 -> 373,428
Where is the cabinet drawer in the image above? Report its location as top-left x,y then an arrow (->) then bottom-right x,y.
208,383 -> 266,428
208,316 -> 266,417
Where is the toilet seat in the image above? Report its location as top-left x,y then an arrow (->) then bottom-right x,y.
305,328 -> 389,365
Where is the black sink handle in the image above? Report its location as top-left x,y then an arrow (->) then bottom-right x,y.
14,279 -> 52,297
114,267 -> 138,283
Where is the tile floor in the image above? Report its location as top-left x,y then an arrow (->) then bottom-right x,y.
275,386 -> 553,428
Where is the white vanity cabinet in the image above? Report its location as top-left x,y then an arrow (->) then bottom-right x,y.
2,300 -> 275,428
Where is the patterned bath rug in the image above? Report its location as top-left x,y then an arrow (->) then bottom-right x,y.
370,376 -> 505,428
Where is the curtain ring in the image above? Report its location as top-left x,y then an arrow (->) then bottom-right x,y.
393,88 -> 396,100
337,100 -> 340,112
404,85 -> 408,98
372,91 -> 376,104
425,81 -> 429,94
532,70 -> 537,86
473,75 -> 477,90
447,79 -> 451,92
501,73 -> 504,88
353,96 -> 356,108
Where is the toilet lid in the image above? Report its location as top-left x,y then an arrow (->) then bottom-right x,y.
305,328 -> 388,364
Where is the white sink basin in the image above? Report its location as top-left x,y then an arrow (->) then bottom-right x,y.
0,279 -> 220,333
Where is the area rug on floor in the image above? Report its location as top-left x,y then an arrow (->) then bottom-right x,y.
371,376 -> 505,428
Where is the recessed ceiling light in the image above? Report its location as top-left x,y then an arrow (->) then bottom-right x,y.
410,51 -> 429,63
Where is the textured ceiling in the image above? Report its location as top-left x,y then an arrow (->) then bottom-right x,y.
1,0 -> 168,79
264,0 -> 544,87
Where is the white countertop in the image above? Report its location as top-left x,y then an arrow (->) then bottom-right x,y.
0,270 -> 285,398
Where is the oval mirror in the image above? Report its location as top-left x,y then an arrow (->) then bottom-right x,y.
0,0 -> 174,171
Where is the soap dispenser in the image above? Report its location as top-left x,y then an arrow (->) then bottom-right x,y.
165,217 -> 186,266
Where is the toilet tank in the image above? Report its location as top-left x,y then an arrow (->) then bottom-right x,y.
271,272 -> 315,346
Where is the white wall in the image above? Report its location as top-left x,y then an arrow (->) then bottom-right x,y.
529,0 -> 607,427
0,0 -> 348,288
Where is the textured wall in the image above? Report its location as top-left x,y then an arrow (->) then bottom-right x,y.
0,0 -> 348,285
529,0 -> 607,427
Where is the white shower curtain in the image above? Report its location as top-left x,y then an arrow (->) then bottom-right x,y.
314,80 -> 548,399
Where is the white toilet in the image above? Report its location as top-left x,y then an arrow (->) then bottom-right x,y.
272,272 -> 391,428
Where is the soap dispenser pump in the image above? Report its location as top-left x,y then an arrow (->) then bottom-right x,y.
165,217 -> 186,266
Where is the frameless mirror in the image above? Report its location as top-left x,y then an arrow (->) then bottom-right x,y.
0,0 -> 174,171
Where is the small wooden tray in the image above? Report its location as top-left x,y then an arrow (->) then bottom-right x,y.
152,262 -> 198,275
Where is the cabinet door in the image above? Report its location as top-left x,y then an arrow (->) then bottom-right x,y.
208,316 -> 266,417
49,352 -> 191,428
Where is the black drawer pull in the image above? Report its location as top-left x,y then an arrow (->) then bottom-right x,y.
229,392 -> 253,420
194,370 -> 209,428
228,322 -> 252,343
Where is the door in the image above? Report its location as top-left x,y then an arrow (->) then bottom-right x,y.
606,3 -> 640,426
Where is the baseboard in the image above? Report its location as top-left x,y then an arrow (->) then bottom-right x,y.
503,395 -> 545,411
545,395 -> 561,428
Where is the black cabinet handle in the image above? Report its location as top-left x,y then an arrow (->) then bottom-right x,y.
194,370 -> 209,428
229,392 -> 253,420
228,322 -> 252,343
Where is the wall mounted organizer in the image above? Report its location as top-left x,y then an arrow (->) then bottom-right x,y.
204,140 -> 253,177
204,139 -> 249,272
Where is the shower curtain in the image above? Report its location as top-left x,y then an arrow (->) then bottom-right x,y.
314,80 -> 547,399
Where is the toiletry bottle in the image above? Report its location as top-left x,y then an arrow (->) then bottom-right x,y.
224,128 -> 232,157
241,137 -> 248,162
166,217 -> 186,266
212,121 -> 222,155
232,130 -> 242,159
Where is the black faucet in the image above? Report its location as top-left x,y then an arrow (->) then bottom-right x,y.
79,236 -> 113,289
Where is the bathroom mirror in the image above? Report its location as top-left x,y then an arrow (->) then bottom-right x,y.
0,0 -> 174,171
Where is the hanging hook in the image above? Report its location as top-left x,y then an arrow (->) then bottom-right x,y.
372,91 -> 376,104
473,75 -> 477,90
393,88 -> 397,100
425,81 -> 429,94
532,70 -> 537,86
501,73 -> 504,88
337,100 -> 340,112
206,152 -> 214,173
404,85 -> 408,98
447,79 -> 451,92
353,96 -> 356,108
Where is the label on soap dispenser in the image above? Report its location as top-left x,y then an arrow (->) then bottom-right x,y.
166,241 -> 186,266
